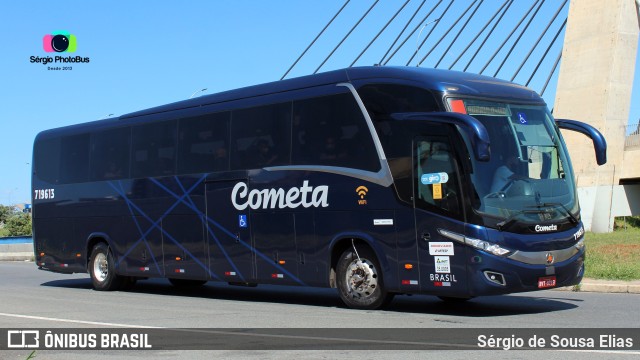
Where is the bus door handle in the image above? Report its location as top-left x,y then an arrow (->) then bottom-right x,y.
421,232 -> 431,241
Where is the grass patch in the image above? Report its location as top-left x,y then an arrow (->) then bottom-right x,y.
584,226 -> 640,281
614,216 -> 640,230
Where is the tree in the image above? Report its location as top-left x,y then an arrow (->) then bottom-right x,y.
0,205 -> 14,225
5,213 -> 32,236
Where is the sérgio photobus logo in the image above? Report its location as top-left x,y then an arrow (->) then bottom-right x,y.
30,30 -> 91,71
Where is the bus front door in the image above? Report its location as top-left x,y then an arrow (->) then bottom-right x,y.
205,178 -> 255,283
413,133 -> 470,297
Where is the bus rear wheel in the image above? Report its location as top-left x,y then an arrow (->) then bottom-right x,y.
336,246 -> 393,310
89,243 -> 125,291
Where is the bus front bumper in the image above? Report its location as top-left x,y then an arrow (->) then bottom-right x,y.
466,247 -> 585,296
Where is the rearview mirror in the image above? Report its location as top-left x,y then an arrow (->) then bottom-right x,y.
555,119 -> 607,165
392,112 -> 491,162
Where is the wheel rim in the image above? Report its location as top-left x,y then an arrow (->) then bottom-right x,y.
93,252 -> 108,282
344,258 -> 378,299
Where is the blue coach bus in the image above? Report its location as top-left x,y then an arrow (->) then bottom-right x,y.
32,67 -> 606,309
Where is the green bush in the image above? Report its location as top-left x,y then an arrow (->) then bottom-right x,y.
0,205 -> 33,237
3,212 -> 32,236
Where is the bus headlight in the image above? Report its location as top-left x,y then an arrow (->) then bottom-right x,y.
438,229 -> 511,256
574,238 -> 585,251
465,237 -> 512,256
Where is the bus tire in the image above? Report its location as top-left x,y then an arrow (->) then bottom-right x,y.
336,246 -> 393,310
169,278 -> 207,288
89,243 -> 124,291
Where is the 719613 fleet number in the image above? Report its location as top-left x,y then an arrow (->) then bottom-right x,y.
34,189 -> 55,200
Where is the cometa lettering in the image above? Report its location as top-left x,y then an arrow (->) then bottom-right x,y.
232,180 -> 329,210
535,224 -> 558,232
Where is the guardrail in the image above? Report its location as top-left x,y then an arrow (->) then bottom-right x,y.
0,237 -> 33,261
0,236 -> 32,244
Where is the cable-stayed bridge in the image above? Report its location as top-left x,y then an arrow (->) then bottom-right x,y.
282,0 -> 640,232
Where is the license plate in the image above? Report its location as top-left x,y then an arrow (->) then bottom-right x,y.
538,276 -> 556,289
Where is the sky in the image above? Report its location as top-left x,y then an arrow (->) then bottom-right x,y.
1,0 -> 639,205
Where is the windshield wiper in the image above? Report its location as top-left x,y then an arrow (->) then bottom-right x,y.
525,202 -> 578,225
495,209 -> 544,232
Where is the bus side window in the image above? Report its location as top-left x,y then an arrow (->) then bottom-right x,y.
416,139 -> 461,216
178,112 -> 230,174
132,120 -> 177,178
60,134 -> 90,184
292,93 -> 380,172
358,83 -> 439,119
358,83 -> 440,203
231,103 -> 291,170
34,137 -> 61,184
90,127 -> 130,181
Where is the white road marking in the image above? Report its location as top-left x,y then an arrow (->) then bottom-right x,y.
0,312 -> 638,354
0,312 -> 161,328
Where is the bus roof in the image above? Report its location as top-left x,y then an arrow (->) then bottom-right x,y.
124,66 -> 542,119
36,66 -> 544,139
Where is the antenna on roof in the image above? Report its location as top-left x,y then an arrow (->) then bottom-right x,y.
189,88 -> 208,99
414,18 -> 440,66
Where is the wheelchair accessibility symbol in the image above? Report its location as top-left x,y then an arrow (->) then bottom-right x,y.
517,112 -> 527,124
239,215 -> 247,228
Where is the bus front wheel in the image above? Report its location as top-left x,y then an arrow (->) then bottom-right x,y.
336,246 -> 393,310
89,243 -> 124,291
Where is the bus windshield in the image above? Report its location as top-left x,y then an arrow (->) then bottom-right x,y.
450,98 -> 578,230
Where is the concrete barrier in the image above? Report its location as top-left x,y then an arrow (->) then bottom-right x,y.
0,243 -> 34,261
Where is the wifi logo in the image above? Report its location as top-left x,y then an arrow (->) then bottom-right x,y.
356,186 -> 368,205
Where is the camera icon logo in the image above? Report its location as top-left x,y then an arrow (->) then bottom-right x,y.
43,31 -> 76,53
7,330 -> 40,348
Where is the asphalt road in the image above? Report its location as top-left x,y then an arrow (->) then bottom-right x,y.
1,261 -> 638,359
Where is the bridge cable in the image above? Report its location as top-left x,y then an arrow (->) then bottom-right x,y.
378,0 -> 428,65
510,0 -> 567,81
434,0 -> 484,69
350,0 -> 410,67
383,0 -> 442,65
448,0 -> 510,70
462,0 -> 513,72
415,0 -> 477,67
280,0 -> 350,80
525,18 -> 567,87
478,0 -> 541,75
314,0 -> 380,74
540,50 -> 562,96
492,0 -> 546,78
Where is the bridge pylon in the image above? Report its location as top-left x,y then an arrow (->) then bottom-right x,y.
554,0 -> 640,232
